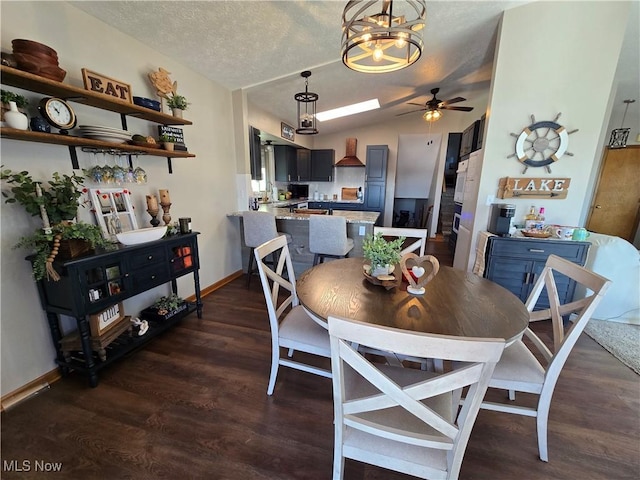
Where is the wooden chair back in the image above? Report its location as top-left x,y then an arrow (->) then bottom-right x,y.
374,226 -> 428,256
328,315 -> 505,479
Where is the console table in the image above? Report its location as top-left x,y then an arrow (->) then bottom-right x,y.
33,232 -> 202,387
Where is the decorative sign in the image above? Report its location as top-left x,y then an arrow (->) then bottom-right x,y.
497,177 -> 571,199
158,126 -> 187,151
281,122 -> 295,141
81,68 -> 132,103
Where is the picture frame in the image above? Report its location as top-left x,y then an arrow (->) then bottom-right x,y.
89,188 -> 138,241
81,68 -> 133,103
281,122 -> 295,141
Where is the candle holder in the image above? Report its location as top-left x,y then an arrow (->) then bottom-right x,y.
160,202 -> 172,226
147,207 -> 160,227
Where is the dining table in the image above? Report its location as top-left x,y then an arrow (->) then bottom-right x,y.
296,257 -> 529,344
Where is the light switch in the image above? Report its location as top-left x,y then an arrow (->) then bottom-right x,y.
486,194 -> 495,205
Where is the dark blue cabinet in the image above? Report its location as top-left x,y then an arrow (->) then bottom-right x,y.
364,145 -> 388,224
484,236 -> 590,309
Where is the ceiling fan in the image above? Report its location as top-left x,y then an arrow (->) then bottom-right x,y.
397,88 -> 474,119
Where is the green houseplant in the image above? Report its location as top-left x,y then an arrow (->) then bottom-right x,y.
166,94 -> 188,118
363,232 -> 405,276
1,168 -> 109,281
1,89 -> 29,109
159,134 -> 175,151
142,293 -> 187,322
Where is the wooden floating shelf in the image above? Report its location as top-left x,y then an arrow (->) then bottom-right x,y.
0,66 -> 192,126
0,128 -> 195,158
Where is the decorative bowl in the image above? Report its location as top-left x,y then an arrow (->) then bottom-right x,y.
133,96 -> 161,111
13,51 -> 58,67
116,226 -> 167,245
521,229 -> 552,238
12,39 -> 58,58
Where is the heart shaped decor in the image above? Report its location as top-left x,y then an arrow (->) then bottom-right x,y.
400,253 -> 440,295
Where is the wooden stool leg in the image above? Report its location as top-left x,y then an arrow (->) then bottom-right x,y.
313,253 -> 320,266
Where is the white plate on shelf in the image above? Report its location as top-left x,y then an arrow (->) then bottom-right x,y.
82,135 -> 129,144
116,226 -> 167,245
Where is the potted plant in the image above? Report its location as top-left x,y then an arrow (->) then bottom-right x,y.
141,293 -> 187,322
362,232 -> 405,277
1,89 -> 29,128
166,94 -> 188,118
159,134 -> 175,151
1,168 -> 109,281
1,89 -> 29,111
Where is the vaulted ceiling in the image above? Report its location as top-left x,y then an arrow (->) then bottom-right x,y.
70,1 -> 639,139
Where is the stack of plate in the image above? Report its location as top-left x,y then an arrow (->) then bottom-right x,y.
77,125 -> 132,144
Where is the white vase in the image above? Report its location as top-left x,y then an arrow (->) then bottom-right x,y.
171,108 -> 183,119
371,264 -> 393,277
4,101 -> 28,130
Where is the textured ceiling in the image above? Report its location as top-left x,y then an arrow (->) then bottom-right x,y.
69,1 -> 639,139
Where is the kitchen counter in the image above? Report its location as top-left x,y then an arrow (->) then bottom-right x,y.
227,207 -> 379,276
228,206 -> 379,224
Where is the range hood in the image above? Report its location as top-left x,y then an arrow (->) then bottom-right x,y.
335,138 -> 365,167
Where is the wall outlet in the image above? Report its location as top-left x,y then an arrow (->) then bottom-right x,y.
486,194 -> 495,205
359,226 -> 366,236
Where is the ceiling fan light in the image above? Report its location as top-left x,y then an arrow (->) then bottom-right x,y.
423,109 -> 442,122
341,0 -> 426,74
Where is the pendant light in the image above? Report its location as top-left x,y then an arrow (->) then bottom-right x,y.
341,0 -> 426,74
295,71 -> 319,135
608,99 -> 635,148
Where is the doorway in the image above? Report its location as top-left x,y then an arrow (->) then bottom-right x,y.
586,145 -> 640,243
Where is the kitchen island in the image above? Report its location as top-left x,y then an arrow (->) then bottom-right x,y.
228,205 -> 379,276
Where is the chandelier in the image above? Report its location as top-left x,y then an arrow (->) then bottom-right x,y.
423,109 -> 442,122
295,71 -> 318,135
341,0 -> 426,74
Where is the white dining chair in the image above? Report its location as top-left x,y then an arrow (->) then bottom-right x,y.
328,315 -> 505,480
254,235 -> 332,395
478,254 -> 611,462
373,226 -> 428,256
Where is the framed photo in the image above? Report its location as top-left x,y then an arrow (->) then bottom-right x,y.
281,122 -> 295,141
89,188 -> 138,241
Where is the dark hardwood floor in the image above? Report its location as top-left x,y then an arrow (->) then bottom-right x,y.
2,236 -> 638,479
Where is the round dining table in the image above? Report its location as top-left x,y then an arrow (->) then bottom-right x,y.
296,257 -> 529,344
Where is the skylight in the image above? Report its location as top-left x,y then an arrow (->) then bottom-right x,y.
316,99 -> 380,122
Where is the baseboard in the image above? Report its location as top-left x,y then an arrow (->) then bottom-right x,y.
1,369 -> 61,412
1,270 -> 244,410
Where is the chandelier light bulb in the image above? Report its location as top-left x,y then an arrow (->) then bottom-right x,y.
423,110 -> 442,122
373,44 -> 384,62
395,32 -> 407,48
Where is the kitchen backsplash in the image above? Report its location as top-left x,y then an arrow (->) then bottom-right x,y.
275,166 -> 366,200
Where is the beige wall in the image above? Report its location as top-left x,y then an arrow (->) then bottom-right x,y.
0,1 -> 242,395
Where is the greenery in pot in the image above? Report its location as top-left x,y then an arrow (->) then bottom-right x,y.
159,134 -> 174,143
1,168 -> 109,281
151,293 -> 185,315
14,221 -> 109,281
362,232 -> 405,270
166,94 -> 189,111
1,89 -> 29,109
1,168 -> 85,224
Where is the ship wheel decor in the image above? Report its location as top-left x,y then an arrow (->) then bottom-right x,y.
508,113 -> 579,173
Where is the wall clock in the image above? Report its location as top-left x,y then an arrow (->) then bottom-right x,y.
38,97 -> 77,134
508,113 -> 578,173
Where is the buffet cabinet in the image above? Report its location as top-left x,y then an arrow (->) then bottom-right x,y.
484,236 -> 590,309
34,232 -> 202,387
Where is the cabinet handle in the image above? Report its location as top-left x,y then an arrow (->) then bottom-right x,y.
288,174 -> 291,181
530,273 -> 536,284
524,272 -> 530,283
124,273 -> 130,278
528,249 -> 545,253
151,275 -> 156,280
329,176 -> 332,182
148,255 -> 153,260
170,259 -> 175,263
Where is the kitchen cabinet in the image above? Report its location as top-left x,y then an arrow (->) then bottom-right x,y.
296,148 -> 311,181
0,66 -> 195,172
484,236 -> 590,309
476,114 -> 486,150
34,232 -> 202,387
249,126 -> 262,180
363,145 -> 388,225
307,202 -> 363,211
459,120 -> 480,158
310,149 -> 334,182
274,145 -> 297,182
444,132 -> 462,186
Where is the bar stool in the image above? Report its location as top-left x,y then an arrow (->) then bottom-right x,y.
308,215 -> 354,266
243,211 -> 291,288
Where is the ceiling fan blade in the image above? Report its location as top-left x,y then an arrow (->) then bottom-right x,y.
441,105 -> 474,112
407,102 -> 425,106
396,108 -> 427,116
441,96 -> 466,105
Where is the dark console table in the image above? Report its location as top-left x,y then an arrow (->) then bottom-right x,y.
33,232 -> 202,387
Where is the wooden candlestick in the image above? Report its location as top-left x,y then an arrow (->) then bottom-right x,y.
147,207 -> 160,227
160,202 -> 172,226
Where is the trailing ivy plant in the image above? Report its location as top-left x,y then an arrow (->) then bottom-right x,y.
1,168 -> 85,224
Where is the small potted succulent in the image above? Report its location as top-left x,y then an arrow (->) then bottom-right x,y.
159,134 -> 175,151
363,232 -> 405,277
141,293 -> 187,322
166,94 -> 189,118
